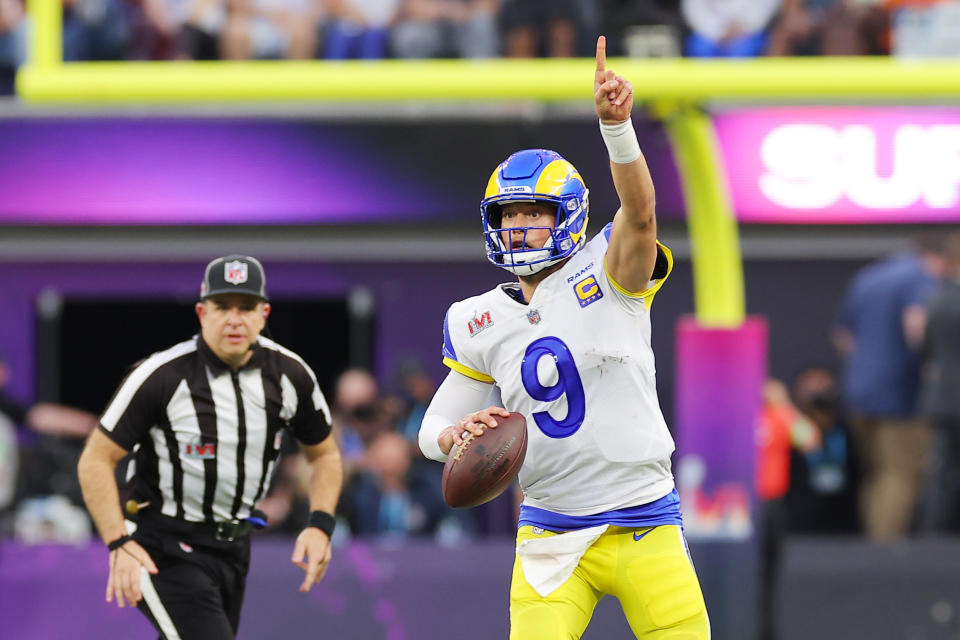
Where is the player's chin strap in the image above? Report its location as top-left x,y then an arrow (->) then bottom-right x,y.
495,228 -> 561,276
502,250 -> 555,276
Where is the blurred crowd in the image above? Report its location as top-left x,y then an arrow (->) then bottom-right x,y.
0,0 -> 958,75
752,230 -> 960,640
757,230 -> 960,545
2,0 -> 958,93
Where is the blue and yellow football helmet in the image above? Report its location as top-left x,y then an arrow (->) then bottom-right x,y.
481,149 -> 589,276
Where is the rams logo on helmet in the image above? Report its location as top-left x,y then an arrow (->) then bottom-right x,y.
480,149 -> 589,276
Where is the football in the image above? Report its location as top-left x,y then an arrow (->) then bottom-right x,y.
442,412 -> 528,509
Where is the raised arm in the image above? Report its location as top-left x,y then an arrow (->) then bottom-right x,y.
595,35 -> 660,294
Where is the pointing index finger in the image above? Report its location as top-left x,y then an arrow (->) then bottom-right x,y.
596,36 -> 606,73
301,558 -> 320,592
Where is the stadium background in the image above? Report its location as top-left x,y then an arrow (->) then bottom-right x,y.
3,2 -> 960,639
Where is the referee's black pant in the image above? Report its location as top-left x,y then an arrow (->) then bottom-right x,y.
131,515 -> 251,640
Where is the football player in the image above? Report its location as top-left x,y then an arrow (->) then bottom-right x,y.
418,36 -> 710,639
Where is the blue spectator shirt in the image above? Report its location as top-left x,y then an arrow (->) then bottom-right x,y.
835,251 -> 937,417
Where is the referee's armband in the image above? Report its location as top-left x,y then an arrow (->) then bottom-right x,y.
307,510 -> 336,538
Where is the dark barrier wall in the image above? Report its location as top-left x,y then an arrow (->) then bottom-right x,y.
0,260 -> 504,408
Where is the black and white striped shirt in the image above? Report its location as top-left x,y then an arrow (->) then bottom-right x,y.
99,335 -> 332,523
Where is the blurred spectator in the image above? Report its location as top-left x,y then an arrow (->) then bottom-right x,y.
391,0 -> 499,59
500,0 -> 584,57
329,366 -> 473,541
681,0 -> 781,57
0,411 -> 15,520
0,354 -> 98,440
0,355 -> 27,431
756,377 -> 819,640
222,0 -> 321,59
767,0 -> 887,56
599,0 -> 683,57
13,494 -> 91,545
332,368 -> 390,480
787,366 -> 859,534
0,352 -> 97,539
758,379 -> 819,513
339,431 -> 451,537
920,231 -> 960,533
384,358 -> 436,446
887,0 -> 960,57
135,0 -> 227,59
62,0 -> 132,61
833,234 -> 947,541
0,0 -> 26,88
253,432 -> 311,533
323,0 -> 400,59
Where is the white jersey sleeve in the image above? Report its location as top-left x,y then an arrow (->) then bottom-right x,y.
418,370 -> 498,462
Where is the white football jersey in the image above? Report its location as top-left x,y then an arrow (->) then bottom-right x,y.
442,225 -> 677,516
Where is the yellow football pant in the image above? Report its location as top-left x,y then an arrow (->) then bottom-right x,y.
510,525 -> 709,640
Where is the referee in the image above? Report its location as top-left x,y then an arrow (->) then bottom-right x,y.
77,255 -> 343,640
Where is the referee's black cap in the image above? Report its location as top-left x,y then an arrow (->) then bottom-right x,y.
200,255 -> 269,301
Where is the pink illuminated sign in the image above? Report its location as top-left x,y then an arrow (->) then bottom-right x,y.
714,107 -> 960,223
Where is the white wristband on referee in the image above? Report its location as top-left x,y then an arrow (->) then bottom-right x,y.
599,118 -> 642,165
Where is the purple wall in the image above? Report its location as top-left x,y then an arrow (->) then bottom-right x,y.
0,118 -> 685,225
0,538 -> 642,639
0,537 -> 749,639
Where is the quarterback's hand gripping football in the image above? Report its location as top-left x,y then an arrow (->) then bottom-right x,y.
594,35 -> 633,125
438,406 -> 511,455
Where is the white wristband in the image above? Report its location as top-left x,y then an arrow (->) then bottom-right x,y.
599,118 -> 642,165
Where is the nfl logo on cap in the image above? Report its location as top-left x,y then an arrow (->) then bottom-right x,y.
225,261 -> 248,285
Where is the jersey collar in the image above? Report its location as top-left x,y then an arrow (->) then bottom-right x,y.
196,335 -> 266,374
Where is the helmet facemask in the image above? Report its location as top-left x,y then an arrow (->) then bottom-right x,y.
482,197 -> 588,276
480,149 -> 590,277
